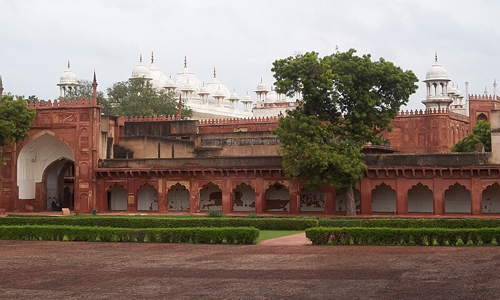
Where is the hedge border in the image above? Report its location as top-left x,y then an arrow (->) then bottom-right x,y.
306,227 -> 500,246
0,225 -> 259,244
317,218 -> 500,229
1,216 -> 318,230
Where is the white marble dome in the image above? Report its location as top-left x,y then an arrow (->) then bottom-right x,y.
174,57 -> 203,94
131,55 -> 151,80
266,89 -> 278,102
59,62 -> 78,85
255,79 -> 268,92
148,54 -> 168,89
164,75 -> 176,90
425,55 -> 449,81
241,93 -> 253,103
207,70 -> 231,106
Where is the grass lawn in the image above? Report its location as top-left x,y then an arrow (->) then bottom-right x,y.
256,230 -> 303,242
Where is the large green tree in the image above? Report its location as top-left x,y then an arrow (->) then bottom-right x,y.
452,120 -> 491,152
272,49 -> 418,215
0,94 -> 36,163
103,79 -> 192,118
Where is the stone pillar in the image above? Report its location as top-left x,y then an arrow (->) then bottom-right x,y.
396,178 -> 408,215
254,178 -> 265,214
289,180 -> 300,214
127,180 -> 136,213
471,178 -> 482,215
433,177 -> 444,215
158,179 -> 168,213
222,178 -> 232,213
360,178 -> 372,214
97,181 -> 107,212
189,179 -> 200,213
324,186 -> 335,215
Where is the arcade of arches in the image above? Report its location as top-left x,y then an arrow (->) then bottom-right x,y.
90,172 -> 500,215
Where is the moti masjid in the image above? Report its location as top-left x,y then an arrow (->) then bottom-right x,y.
2,54 -> 500,216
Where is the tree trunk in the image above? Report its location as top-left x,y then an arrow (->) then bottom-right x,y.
345,186 -> 356,216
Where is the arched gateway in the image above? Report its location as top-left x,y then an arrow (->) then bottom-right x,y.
0,95 -> 101,213
17,133 -> 75,211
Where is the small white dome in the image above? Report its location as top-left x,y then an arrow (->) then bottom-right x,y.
207,68 -> 231,104
164,75 -> 176,89
58,61 -> 78,85
214,87 -> 226,98
255,78 -> 268,92
174,57 -> 202,93
228,90 -> 239,101
198,83 -> 210,95
241,93 -> 253,103
425,55 -> 449,81
266,89 -> 278,102
448,83 -> 457,95
181,78 -> 195,92
148,53 -> 168,89
131,55 -> 151,80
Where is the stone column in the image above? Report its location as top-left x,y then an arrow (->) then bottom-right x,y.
471,178 -> 482,215
360,178 -> 372,214
396,177 -> 408,215
433,177 -> 444,215
158,179 -> 168,213
97,181 -> 107,212
323,186 -> 335,215
127,179 -> 136,213
254,178 -> 265,214
189,179 -> 200,213
222,178 -> 232,213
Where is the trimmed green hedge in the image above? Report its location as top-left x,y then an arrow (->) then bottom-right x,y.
318,218 -> 500,229
0,225 -> 259,244
1,216 -> 318,230
306,227 -> 500,246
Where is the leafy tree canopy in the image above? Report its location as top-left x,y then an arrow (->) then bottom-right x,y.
103,79 -> 192,118
274,110 -> 366,189
451,120 -> 491,152
272,49 -> 418,215
63,79 -> 105,103
0,94 -> 36,161
273,49 -> 419,144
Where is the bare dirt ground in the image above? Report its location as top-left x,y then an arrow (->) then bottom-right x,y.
0,241 -> 499,300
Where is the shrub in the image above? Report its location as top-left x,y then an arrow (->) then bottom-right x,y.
305,227 -> 500,246
317,218 -> 500,229
0,216 -> 317,230
0,225 -> 259,244
208,211 -> 225,218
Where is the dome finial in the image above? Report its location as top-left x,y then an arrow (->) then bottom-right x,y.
213,67 -> 216,78
140,54 -> 143,63
435,52 -> 438,63
68,60 -> 70,69
151,51 -> 154,64
184,56 -> 187,68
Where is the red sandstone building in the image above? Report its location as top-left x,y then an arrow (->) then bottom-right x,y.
2,58 -> 500,216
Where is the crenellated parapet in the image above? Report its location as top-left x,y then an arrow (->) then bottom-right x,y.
197,116 -> 280,126
28,98 -> 98,108
468,94 -> 500,101
123,115 -> 180,122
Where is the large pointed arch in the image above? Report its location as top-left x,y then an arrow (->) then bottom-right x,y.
17,133 -> 75,200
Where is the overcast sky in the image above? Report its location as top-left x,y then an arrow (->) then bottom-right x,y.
1,0 -> 500,110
